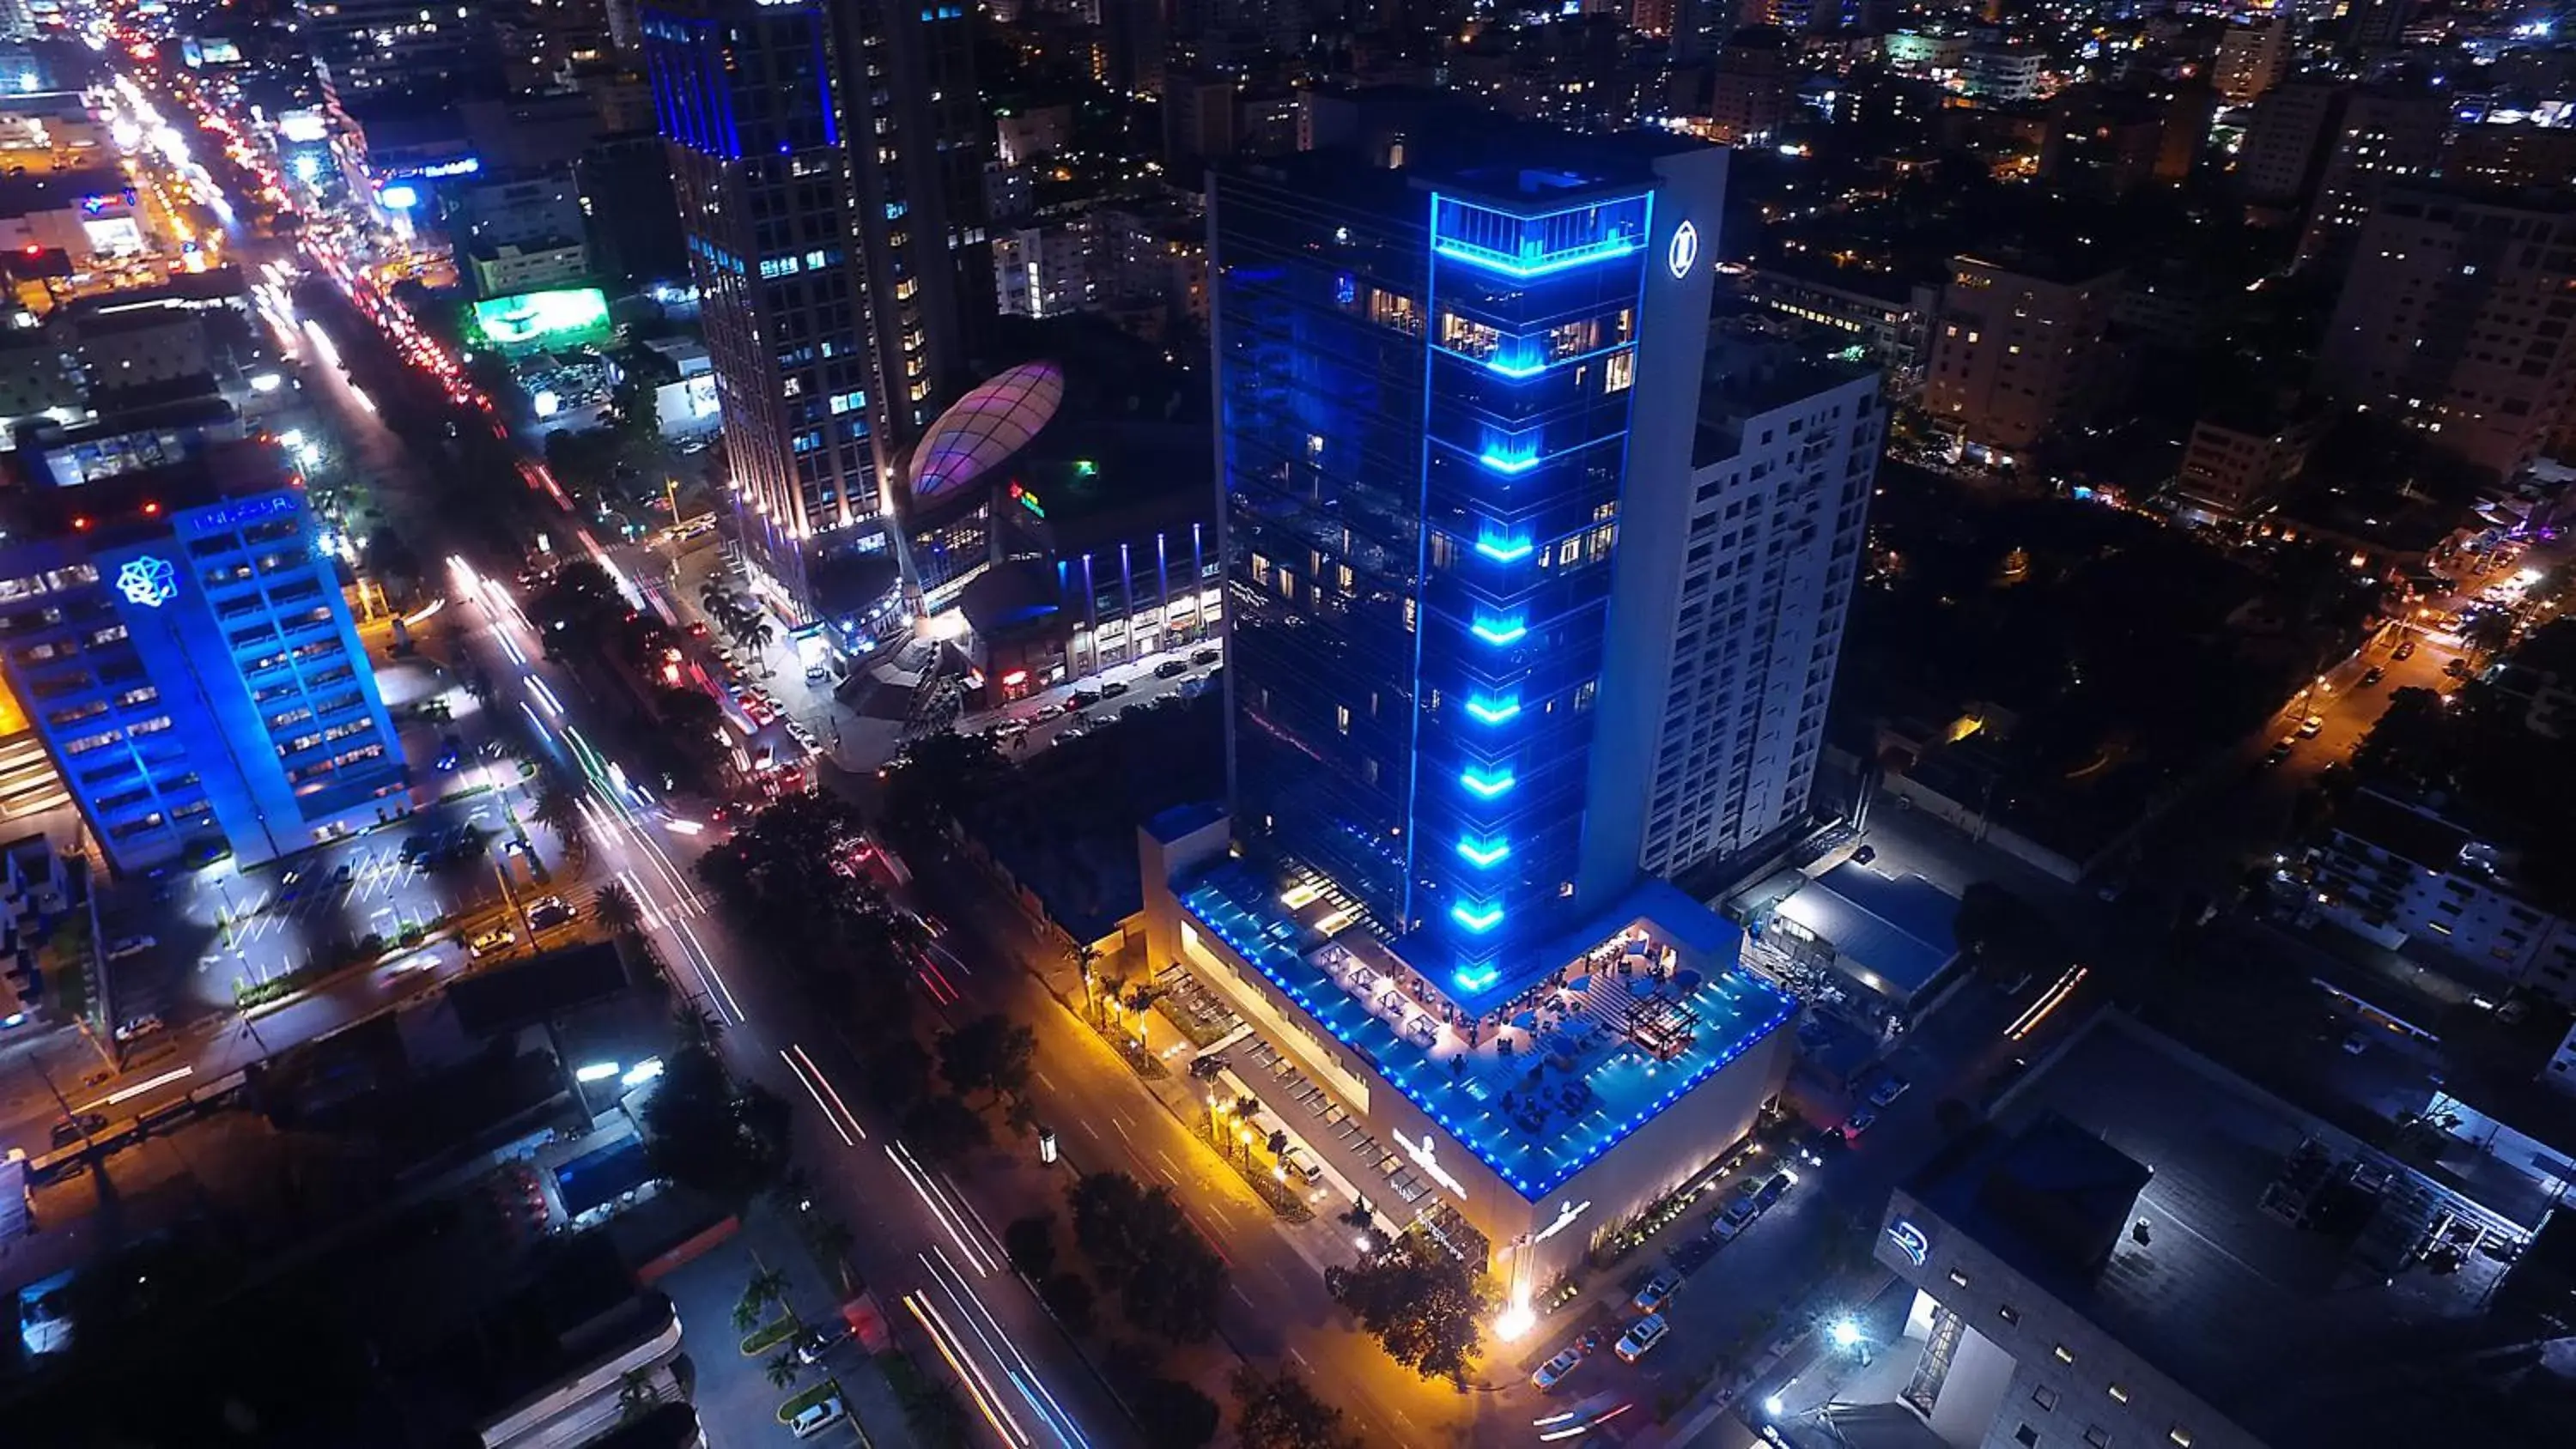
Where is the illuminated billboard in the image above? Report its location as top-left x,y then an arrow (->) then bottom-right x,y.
468,288 -> 612,352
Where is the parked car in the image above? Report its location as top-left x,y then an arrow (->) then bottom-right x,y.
468,927 -> 516,958
2342,1030 -> 2370,1055
1843,1108 -> 1880,1139
1868,1075 -> 1911,1107
1710,1196 -> 1760,1241
1632,1268 -> 1683,1313
1191,646 -> 1222,666
1613,1314 -> 1671,1363
2359,666 -> 2385,686
1796,1126 -> 1844,1167
113,1014 -> 164,1043
527,895 -> 576,930
1532,1346 -> 1584,1391
1153,658 -> 1190,679
1065,690 -> 1101,711
2297,714 -> 2324,739
2264,737 -> 2295,767
2393,640 -> 2418,660
1033,702 -> 1068,721
793,1328 -> 847,1366
789,1396 -> 848,1440
1099,680 -> 1132,699
1753,1172 -> 1795,1210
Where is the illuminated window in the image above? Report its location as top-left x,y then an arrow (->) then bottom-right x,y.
2107,1385 -> 2129,1404
1336,705 -> 1351,735
1605,351 -> 1634,393
2053,1345 -> 2075,1364
1949,1269 -> 1970,1288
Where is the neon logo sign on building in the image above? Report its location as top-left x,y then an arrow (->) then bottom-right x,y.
1886,1218 -> 1929,1267
117,556 -> 178,609
1668,221 -> 1701,281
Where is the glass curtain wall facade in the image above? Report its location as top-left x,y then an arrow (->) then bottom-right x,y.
1214,142 -> 1721,999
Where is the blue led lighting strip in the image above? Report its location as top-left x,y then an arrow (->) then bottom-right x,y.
1431,235 -> 1642,279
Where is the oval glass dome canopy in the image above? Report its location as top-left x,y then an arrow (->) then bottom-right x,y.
906,361 -> 1066,505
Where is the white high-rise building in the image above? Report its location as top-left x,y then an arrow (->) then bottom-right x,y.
1639,325 -> 1879,879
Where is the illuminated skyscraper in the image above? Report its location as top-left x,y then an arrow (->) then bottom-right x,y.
1212,126 -> 1746,990
1132,124 -> 1861,1297
642,0 -> 981,624
0,443 -> 407,874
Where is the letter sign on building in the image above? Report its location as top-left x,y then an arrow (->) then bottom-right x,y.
1668,220 -> 1700,281
117,555 -> 177,609
1886,1218 -> 1930,1267
1394,1129 -> 1467,1200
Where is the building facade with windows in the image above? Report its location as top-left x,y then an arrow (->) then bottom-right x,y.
1642,326 -> 1876,879
641,0 -> 980,625
0,443 -> 406,874
1134,124 -> 1818,1304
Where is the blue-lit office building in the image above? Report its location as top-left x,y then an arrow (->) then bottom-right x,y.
0,442 -> 408,874
1140,124 -> 1808,1301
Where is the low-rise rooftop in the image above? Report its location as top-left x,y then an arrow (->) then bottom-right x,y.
1179,859 -> 1794,1202
1913,1011 -> 2549,1448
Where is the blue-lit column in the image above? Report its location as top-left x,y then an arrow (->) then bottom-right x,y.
1411,190 -> 1654,997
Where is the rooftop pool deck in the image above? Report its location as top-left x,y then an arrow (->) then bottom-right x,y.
1180,861 -> 1795,1202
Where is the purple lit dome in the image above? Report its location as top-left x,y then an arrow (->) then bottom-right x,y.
906,361 -> 1065,503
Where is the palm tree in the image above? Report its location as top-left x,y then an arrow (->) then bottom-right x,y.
763,1349 -> 804,1390
742,618 -> 778,676
592,881 -> 643,937
743,1266 -> 791,1315
531,779 -> 585,858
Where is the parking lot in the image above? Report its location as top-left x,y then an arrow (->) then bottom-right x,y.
100,792 -> 535,1034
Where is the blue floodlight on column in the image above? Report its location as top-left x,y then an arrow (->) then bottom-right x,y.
1459,764 -> 1518,797
1455,962 -> 1501,993
1451,900 -> 1505,933
1479,434 -> 1541,474
1456,835 -> 1511,868
1485,338 -> 1547,379
1474,530 -> 1534,564
1464,693 -> 1522,725
1470,614 -> 1528,646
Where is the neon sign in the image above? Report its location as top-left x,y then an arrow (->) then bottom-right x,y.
1668,220 -> 1701,280
117,555 -> 177,609
187,494 -> 297,530
1886,1219 -> 1929,1267
1010,482 -> 1045,518
1533,1198 -> 1592,1244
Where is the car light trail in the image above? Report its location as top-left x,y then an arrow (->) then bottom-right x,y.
526,677 -> 565,717
2006,965 -> 2088,1042
922,1246 -> 1092,1449
79,1064 -> 193,1111
904,1290 -> 1031,1447
789,1044 -> 865,1142
888,1142 -> 995,1276
781,1047 -> 856,1147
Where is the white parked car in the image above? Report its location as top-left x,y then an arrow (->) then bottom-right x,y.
468,927 -> 516,958
790,1395 -> 848,1439
1614,1314 -> 1670,1363
1531,1346 -> 1583,1391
